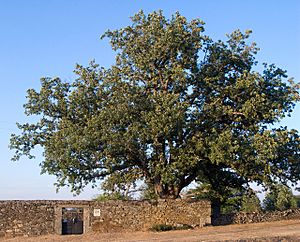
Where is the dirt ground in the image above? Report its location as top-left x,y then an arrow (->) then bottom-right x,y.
2,219 -> 300,242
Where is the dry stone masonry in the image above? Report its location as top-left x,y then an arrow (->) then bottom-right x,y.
213,209 -> 300,226
0,200 -> 55,237
2,199 -> 300,239
0,199 -> 211,238
91,199 -> 211,232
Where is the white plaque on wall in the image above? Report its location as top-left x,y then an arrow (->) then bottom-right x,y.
93,208 -> 101,217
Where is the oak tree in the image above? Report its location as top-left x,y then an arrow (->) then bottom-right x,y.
10,11 -> 300,201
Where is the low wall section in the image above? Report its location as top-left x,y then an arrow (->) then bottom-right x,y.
91,199 -> 211,232
213,208 -> 300,226
0,199 -> 211,238
0,200 -> 55,237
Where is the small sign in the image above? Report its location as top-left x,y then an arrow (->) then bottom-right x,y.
93,208 -> 101,217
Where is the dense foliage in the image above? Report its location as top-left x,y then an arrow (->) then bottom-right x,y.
10,11 -> 300,202
263,184 -> 297,211
240,191 -> 262,213
93,191 -> 132,201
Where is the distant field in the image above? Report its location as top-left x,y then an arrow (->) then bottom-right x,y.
2,219 -> 300,242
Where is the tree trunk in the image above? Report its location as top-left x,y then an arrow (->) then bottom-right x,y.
154,183 -> 181,199
211,198 -> 221,218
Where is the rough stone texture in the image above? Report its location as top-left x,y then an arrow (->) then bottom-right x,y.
0,200 -> 55,238
0,199 -> 211,238
213,208 -> 300,226
90,199 -> 211,232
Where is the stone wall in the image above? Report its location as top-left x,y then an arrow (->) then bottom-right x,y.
0,199 -> 211,238
0,200 -> 55,238
90,199 -> 211,232
212,208 -> 300,226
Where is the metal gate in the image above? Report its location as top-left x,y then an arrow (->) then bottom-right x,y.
61,207 -> 83,235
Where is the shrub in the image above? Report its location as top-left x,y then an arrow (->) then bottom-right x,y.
150,223 -> 193,232
150,224 -> 174,232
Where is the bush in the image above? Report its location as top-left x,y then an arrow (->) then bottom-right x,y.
150,224 -> 193,232
175,224 -> 193,230
150,224 -> 174,232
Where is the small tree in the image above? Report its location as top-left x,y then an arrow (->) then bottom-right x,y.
263,184 -> 297,211
240,191 -> 261,213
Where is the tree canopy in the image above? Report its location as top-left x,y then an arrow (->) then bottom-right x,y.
10,10 -> 300,200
